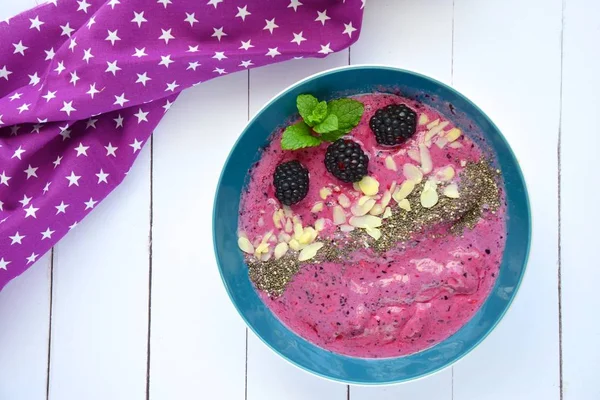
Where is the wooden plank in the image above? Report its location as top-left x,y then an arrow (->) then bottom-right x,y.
246,52 -> 350,400
0,256 -> 50,400
452,1 -> 562,399
350,1 -> 454,397
350,0 -> 454,85
560,0 -> 600,399
149,73 -> 247,400
48,147 -> 151,400
0,2 -> 50,400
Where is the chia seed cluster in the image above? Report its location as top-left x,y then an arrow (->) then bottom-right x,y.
250,100 -> 502,297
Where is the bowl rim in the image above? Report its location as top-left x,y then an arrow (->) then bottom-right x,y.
212,64 -> 532,385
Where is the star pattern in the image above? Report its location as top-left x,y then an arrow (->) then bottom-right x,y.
315,10 -> 331,25
0,0 -> 363,291
343,21 -> 357,38
236,6 -> 251,21
158,28 -> 175,44
184,13 -> 198,26
291,32 -> 307,45
132,11 -> 147,27
263,18 -> 279,34
212,26 -> 227,41
29,16 -> 44,31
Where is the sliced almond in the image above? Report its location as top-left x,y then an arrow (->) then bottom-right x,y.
274,242 -> 289,260
435,166 -> 455,182
385,156 -> 397,171
261,252 -> 272,262
237,237 -> 254,254
426,118 -> 440,129
358,196 -> 371,206
424,179 -> 437,191
298,242 -> 324,262
418,114 -> 429,126
460,160 -> 467,167
420,183 -> 439,208
293,222 -> 303,240
352,198 -> 376,216
419,144 -> 433,174
407,149 -> 421,163
278,233 -> 291,243
289,239 -> 302,251
435,137 -> 448,149
443,183 -> 460,199
283,206 -> 293,218
393,180 -> 415,202
358,176 -> 380,196
449,142 -> 463,149
237,231 -> 248,239
353,182 -> 361,191
299,227 -> 317,244
349,215 -> 382,229
269,235 -> 278,243
389,180 -> 398,194
272,209 -> 283,229
340,224 -> 355,233
338,194 -> 351,208
319,187 -> 332,200
261,230 -> 274,244
314,218 -> 326,232
380,191 -> 392,209
333,205 -> 346,225
382,206 -> 392,219
369,204 -> 384,216
403,163 -> 423,183
307,227 -> 318,242
445,127 -> 462,142
311,202 -> 324,213
425,121 -> 450,142
398,198 -> 411,211
284,218 -> 293,233
366,227 -> 382,240
255,241 -> 269,254
298,230 -> 312,245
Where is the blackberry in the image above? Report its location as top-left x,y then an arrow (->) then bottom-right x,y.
369,104 -> 417,146
324,139 -> 369,183
273,160 -> 310,206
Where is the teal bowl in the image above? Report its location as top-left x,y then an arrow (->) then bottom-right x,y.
213,65 -> 531,384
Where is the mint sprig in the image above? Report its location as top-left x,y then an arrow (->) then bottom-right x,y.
281,94 -> 364,150
281,121 -> 322,150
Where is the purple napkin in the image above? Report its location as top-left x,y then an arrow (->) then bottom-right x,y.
0,0 -> 364,291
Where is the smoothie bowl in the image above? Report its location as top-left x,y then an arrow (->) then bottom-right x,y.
213,65 -> 530,384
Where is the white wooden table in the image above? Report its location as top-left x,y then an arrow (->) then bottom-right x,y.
1,0 -> 598,399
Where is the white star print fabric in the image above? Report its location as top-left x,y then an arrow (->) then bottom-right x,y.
0,0 -> 364,290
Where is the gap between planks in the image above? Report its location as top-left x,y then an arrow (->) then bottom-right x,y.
45,249 -> 54,400
146,135 -> 155,400
557,0 -> 566,399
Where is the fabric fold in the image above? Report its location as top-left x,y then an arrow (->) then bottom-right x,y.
0,0 -> 364,291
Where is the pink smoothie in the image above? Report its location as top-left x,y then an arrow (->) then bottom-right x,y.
238,93 -> 506,358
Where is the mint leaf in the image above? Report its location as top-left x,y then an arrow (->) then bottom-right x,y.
281,121 -> 322,150
313,114 -> 339,134
296,94 -> 319,123
327,99 -> 364,134
320,130 -> 346,143
306,101 -> 328,126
